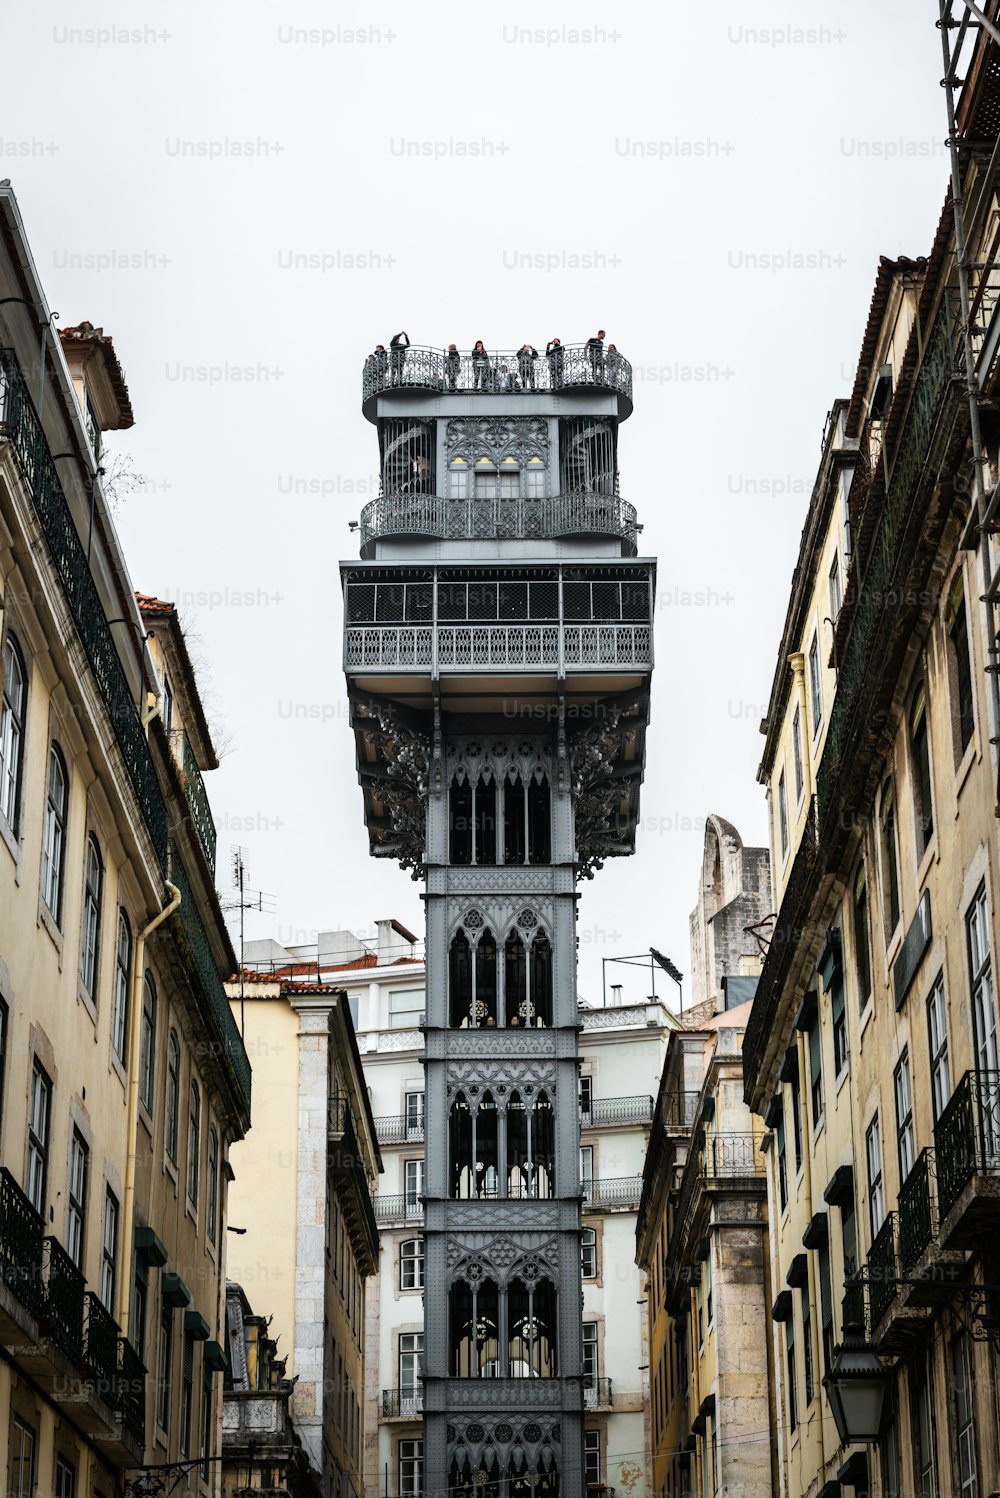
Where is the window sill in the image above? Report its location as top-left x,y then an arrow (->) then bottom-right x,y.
858,997 -> 874,1042
78,984 -> 98,1028
811,1115 -> 826,1145
954,734 -> 979,803
916,836 -> 938,897
185,1196 -> 198,1226
0,814 -> 20,876
164,1156 -> 179,1191
109,1050 -> 127,1092
38,900 -> 64,960
884,924 -> 903,969
835,1063 -> 850,1097
138,1101 -> 154,1141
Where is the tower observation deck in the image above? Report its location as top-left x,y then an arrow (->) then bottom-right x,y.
342,339 -> 656,1497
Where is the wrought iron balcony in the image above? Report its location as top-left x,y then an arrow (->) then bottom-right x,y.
372,1194 -> 424,1224
346,621 -> 653,674
0,346 -> 169,867
898,1148 -> 936,1271
0,1167 -> 44,1318
663,1090 -> 701,1130
581,1175 -> 644,1209
580,1095 -> 653,1128
373,1112 -> 425,1145
172,859 -> 251,1119
117,1337 -> 147,1446
583,1376 -> 614,1409
171,730 -> 218,874
362,342 -> 633,413
40,1237 -> 85,1365
83,1292 -> 120,1402
866,1212 -> 899,1329
934,1069 -> 1000,1228
359,491 -> 639,554
381,1387 -> 423,1419
701,1133 -> 763,1177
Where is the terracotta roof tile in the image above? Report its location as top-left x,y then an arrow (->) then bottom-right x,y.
135,591 -> 176,618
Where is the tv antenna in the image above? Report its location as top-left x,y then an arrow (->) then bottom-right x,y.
221,847 -> 276,1037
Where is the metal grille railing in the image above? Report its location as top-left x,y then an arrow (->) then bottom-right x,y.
83,1292 -> 120,1400
359,492 -> 639,552
372,1194 -> 424,1224
581,1175 -> 644,1208
118,1337 -> 147,1445
0,347 -> 169,866
866,1212 -> 899,1329
381,1388 -> 423,1419
41,1236 -> 85,1365
0,1168 -> 44,1317
702,1133 -> 764,1177
363,342 -> 633,406
583,1377 -> 614,1408
172,730 -> 217,874
580,1095 -> 653,1127
344,623 -> 653,672
171,858 -> 251,1117
373,1113 -> 425,1144
898,1148 -> 936,1271
935,1070 -> 1000,1221
663,1090 -> 701,1129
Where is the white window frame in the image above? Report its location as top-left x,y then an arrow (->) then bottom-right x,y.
808,633 -> 823,735
927,975 -> 952,1121
894,1049 -> 915,1181
866,1114 -> 885,1237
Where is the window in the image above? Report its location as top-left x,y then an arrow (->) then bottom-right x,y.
818,1238 -> 835,1373
832,976 -> 848,1078
160,674 -> 173,734
404,1158 -> 424,1208
207,1126 -> 219,1245
808,634 -> 823,734
807,1016 -> 824,1128
166,1030 -> 181,1162
967,882 -> 999,1080
157,1305 -> 173,1430
776,1111 -> 788,1211
399,1439 -> 423,1496
140,974 -> 157,1111
187,1081 -> 201,1204
389,988 -> 425,1029
9,1418 -> 35,1498
910,686 -> 934,856
133,1256 -> 149,1361
67,1128 -> 89,1268
704,1247 -> 714,1325
912,1361 -> 937,1498
0,634 -> 26,832
101,1187 -> 118,1310
585,1430 -> 601,1487
866,1114 -> 885,1237
581,1226 -> 597,1279
405,1092 -> 425,1137
41,745 -> 68,921
951,1332 -> 978,1498
927,976 -> 951,1121
778,770 -> 789,858
399,1331 -> 423,1400
400,1237 -> 424,1290
948,573 -> 975,758
853,863 -> 872,1010
112,909 -> 132,1062
894,1049 -> 915,1181
27,1059 -> 51,1214
580,1144 -> 594,1198
180,1332 -> 194,1456
55,1456 -> 75,1498
881,1410 -> 902,1498
802,1289 -> 814,1404
785,1317 -> 797,1432
80,834 -> 104,998
790,1068 -> 803,1171
579,1074 -> 593,1118
829,552 -> 842,623
582,1321 -> 599,1390
792,706 -> 804,802
880,779 -> 901,936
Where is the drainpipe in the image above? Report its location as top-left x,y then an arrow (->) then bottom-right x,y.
118,880 -> 181,1335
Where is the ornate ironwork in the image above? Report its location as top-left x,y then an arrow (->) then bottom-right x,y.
118,1336 -> 147,1445
372,1193 -> 424,1224
866,1213 -> 899,1329
345,622 -> 653,672
0,1167 -> 44,1317
583,1377 -> 613,1409
171,858 -> 252,1117
171,730 -> 217,874
359,491 -> 639,552
40,1236 -> 84,1365
374,1112 -> 425,1144
0,346 -> 169,866
663,1090 -> 701,1129
83,1291 -> 120,1401
382,1387 -> 424,1419
580,1095 -> 653,1128
898,1148 -> 936,1271
581,1175 -> 644,1209
935,1069 -> 1000,1221
363,342 -> 633,407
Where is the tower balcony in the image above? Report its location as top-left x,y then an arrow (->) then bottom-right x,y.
363,342 -> 633,421
358,490 -> 639,557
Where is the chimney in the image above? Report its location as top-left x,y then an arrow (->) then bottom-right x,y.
376,918 -> 418,966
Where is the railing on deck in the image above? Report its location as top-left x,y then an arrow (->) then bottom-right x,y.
41,1236 -> 85,1365
362,342 -> 633,406
935,1070 -> 1000,1221
172,730 -> 217,874
345,623 -> 653,672
866,1213 -> 899,1328
83,1292 -> 120,1401
359,491 -> 638,552
0,1168 -> 44,1317
581,1175 -> 644,1209
898,1149 -> 936,1270
581,1095 -> 653,1128
171,859 -> 251,1117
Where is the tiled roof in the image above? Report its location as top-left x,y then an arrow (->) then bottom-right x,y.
135,592 -> 176,618
58,321 -> 134,428
844,255 -> 928,440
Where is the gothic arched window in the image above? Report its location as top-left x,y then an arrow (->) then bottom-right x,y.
449,1275 -> 500,1377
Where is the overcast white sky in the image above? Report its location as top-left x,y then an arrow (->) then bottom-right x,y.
5,1 -> 953,1008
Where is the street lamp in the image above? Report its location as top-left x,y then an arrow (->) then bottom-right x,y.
822,1318 -> 891,1445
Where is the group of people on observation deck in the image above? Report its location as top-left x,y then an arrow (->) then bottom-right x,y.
364,331 -> 624,392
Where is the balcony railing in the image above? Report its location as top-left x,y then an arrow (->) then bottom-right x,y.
172,858 -> 251,1118
581,1175 -> 644,1209
345,622 -> 653,673
83,1293 -> 120,1401
662,1134 -> 766,1308
172,730 -> 217,874
373,1194 -> 424,1224
898,1149 -> 936,1271
363,342 -> 633,408
40,1237 -> 85,1365
0,346 -> 169,867
866,1213 -> 899,1329
374,1113 -> 425,1145
381,1388 -> 423,1419
0,1168 -> 44,1318
118,1337 -> 147,1446
581,1095 -> 653,1128
702,1133 -> 764,1177
328,1099 -> 380,1266
583,1376 -> 614,1408
663,1091 -> 701,1130
934,1070 -> 1000,1222
359,491 -> 639,553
